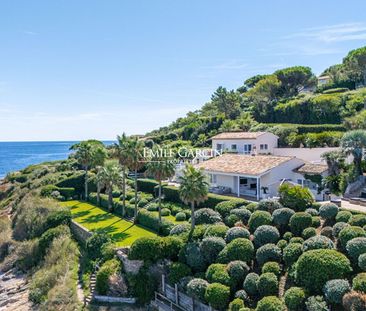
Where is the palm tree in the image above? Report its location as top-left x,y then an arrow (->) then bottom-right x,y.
95,166 -> 104,206
70,140 -> 106,200
341,130 -> 366,176
124,136 -> 146,218
321,150 -> 345,176
179,164 -> 209,232
113,133 -> 130,214
98,160 -> 122,211
146,145 -> 176,223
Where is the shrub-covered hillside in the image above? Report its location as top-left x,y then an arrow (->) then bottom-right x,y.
147,46 -> 366,149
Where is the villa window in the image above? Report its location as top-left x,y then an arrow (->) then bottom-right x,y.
216,143 -> 223,150
231,144 -> 237,151
244,144 -> 252,154
260,144 -> 268,150
240,178 -> 248,185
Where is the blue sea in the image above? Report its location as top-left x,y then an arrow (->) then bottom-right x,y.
0,141 -> 114,178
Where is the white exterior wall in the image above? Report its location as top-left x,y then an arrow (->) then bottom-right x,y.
214,174 -> 236,192
273,147 -> 339,163
212,133 -> 278,155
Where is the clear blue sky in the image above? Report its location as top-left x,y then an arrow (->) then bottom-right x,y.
1,0 -> 366,141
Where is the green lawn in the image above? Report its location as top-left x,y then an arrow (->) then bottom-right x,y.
61,200 -> 156,247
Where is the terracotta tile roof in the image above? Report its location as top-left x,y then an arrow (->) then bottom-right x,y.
196,154 -> 294,176
295,163 -> 328,175
211,132 -> 268,140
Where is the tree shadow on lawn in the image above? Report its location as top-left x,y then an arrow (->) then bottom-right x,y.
93,224 -> 132,242
79,213 -> 115,224
72,210 -> 90,219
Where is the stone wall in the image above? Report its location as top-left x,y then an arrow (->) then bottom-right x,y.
70,220 -> 92,245
116,248 -> 143,275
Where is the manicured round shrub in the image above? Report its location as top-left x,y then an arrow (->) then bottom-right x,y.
272,208 -> 295,227
302,227 -> 316,239
283,243 -> 303,266
227,260 -> 250,287
311,216 -> 321,228
235,289 -> 249,302
205,264 -> 231,286
359,253 -> 366,271
175,212 -> 186,221
248,211 -> 272,232
187,278 -> 209,301
342,290 -> 366,311
323,279 -> 351,305
225,227 -> 250,243
129,236 -> 162,261
146,203 -> 158,211
200,237 -> 226,264
215,201 -> 240,218
243,272 -> 259,297
86,233 -> 112,260
257,272 -> 278,297
256,296 -> 286,311
253,225 -> 280,247
295,249 -> 352,293
349,214 -> 366,227
336,211 -> 353,223
306,208 -> 319,216
245,202 -> 258,212
256,243 -> 282,266
353,273 -> 366,293
278,183 -> 314,212
228,298 -> 245,311
319,203 -> 339,220
218,238 -> 254,263
204,224 -> 229,239
161,236 -> 184,260
284,287 -> 306,311
170,224 -> 190,236
138,198 -> 148,207
225,214 -> 240,227
205,283 -> 230,310
320,226 -> 334,239
332,222 -> 350,238
303,236 -> 335,252
289,212 -> 312,235
257,199 -> 283,214
277,239 -> 287,250
289,237 -> 304,244
230,208 -> 252,224
339,226 -> 366,249
311,202 -> 322,210
168,262 -> 191,284
180,242 -> 206,272
305,295 -> 329,311
195,208 -> 222,225
262,261 -> 280,277
191,224 -> 209,240
283,231 -> 293,241
346,237 -> 366,262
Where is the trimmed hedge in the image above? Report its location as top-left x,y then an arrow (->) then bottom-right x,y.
136,178 -> 160,194
40,185 -> 75,198
136,209 -> 174,235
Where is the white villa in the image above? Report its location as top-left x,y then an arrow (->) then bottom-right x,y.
195,131 -> 331,201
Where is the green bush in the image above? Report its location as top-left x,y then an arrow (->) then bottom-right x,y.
204,194 -> 246,209
180,242 -> 206,272
187,278 -> 209,302
215,201 -> 240,218
230,208 -> 252,225
227,260 -> 250,288
225,214 -> 240,227
56,172 -> 96,195
127,269 -> 157,304
138,198 -> 148,207
195,208 -> 222,225
200,237 -> 226,264
205,283 -> 230,310
245,202 -> 258,212
272,208 -> 295,227
305,295 -> 328,311
218,238 -> 254,263
336,211 -> 353,223
205,263 -> 231,286
339,226 -> 366,249
256,243 -> 282,266
136,178 -> 159,194
290,237 -> 304,244
175,212 -> 186,221
253,225 -> 280,247
234,289 -> 249,302
256,296 -> 286,311
248,211 -> 272,232
349,214 -> 366,227
262,262 -> 280,277
136,209 -> 174,235
243,272 -> 259,297
319,203 -> 339,220
283,232 -> 293,241
161,236 -> 184,260
311,216 -> 321,228
289,212 -> 312,235
15,240 -> 40,271
86,233 -> 111,260
170,224 -> 190,236
161,208 -> 171,216
228,298 -> 245,311
303,236 -> 335,252
295,249 -> 352,293
278,183 -> 313,212
40,185 -> 75,198
333,222 -> 350,238
277,239 -> 288,250
320,226 -> 333,239
38,225 -> 70,257
129,236 -> 162,261
284,287 -> 306,311
168,262 -> 191,284
352,273 -> 366,293
323,279 -> 350,305
359,253 -> 366,271
257,199 -> 283,214
204,224 -> 229,239
346,237 -> 366,262
96,259 -> 120,295
305,208 -> 319,216
302,227 -> 316,239
225,227 -> 250,243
